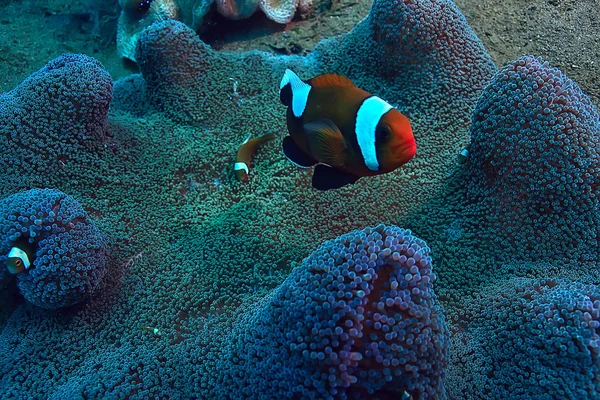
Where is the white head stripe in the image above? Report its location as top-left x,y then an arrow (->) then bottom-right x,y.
8,247 -> 31,269
280,69 -> 311,118
460,149 -> 469,158
355,96 -> 393,171
234,162 -> 249,174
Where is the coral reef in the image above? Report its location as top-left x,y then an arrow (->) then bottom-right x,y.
117,0 -> 312,61
208,225 -> 448,399
117,0 -> 210,62
0,0 -> 598,398
0,189 -> 108,309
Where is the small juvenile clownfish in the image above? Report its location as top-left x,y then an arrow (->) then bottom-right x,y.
5,241 -> 35,275
279,69 -> 416,190
234,133 -> 276,183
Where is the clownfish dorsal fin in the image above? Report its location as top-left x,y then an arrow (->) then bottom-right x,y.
304,119 -> 347,167
241,133 -> 252,145
309,74 -> 356,89
280,69 -> 312,118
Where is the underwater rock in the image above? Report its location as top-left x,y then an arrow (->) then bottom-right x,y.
0,189 -> 108,309
209,225 -> 448,399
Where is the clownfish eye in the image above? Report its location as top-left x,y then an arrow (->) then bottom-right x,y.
376,126 -> 391,142
15,259 -> 22,267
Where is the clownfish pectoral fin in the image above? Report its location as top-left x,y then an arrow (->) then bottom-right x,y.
283,136 -> 317,168
312,164 -> 359,191
304,119 -> 347,167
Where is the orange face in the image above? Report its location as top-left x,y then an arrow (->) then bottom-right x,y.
375,109 -> 416,173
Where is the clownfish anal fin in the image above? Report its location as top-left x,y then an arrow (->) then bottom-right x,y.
309,74 -> 356,88
312,164 -> 359,191
304,119 -> 347,167
283,136 -> 317,168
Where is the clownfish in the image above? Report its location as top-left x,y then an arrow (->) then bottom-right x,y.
279,69 -> 416,190
234,133 -> 276,183
5,241 -> 35,275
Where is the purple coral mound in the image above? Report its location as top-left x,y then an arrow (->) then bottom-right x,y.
453,278 -> 600,399
315,0 -> 495,104
366,0 -> 491,76
0,53 -> 112,177
0,189 -> 107,309
466,55 -> 600,257
213,224 -> 448,399
135,20 -> 216,122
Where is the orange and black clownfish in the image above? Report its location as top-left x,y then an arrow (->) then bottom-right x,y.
234,133 -> 276,183
279,69 -> 416,190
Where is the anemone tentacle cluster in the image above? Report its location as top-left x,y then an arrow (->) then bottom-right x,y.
0,53 -> 112,194
0,189 -> 108,309
449,277 -> 600,399
0,0 -> 598,398
209,225 -> 448,399
466,55 -> 600,260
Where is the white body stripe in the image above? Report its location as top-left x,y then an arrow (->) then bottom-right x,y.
355,96 -> 393,171
234,162 -> 249,174
8,247 -> 30,269
280,69 -> 311,118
